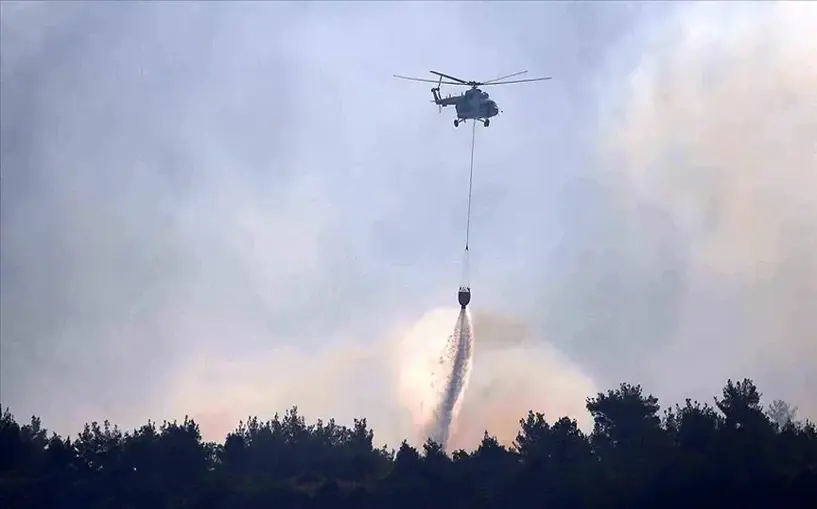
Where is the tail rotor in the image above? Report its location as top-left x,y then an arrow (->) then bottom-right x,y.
434,75 -> 443,113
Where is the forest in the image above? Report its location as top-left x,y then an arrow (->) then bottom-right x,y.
1,378 -> 815,508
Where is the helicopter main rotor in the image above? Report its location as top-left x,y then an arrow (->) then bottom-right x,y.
393,69 -> 552,88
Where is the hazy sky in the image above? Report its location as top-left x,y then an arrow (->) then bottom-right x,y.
2,1 -> 815,450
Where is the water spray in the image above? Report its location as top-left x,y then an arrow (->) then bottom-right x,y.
425,308 -> 474,450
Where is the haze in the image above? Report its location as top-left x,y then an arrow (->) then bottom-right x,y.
1,1 -> 815,450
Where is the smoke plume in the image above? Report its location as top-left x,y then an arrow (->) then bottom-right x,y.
396,308 -> 597,451
590,1 -> 817,411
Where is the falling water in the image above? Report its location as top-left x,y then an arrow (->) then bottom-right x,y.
425,308 -> 474,450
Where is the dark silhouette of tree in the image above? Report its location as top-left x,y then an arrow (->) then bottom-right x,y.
584,382 -> 670,507
768,399 -> 799,429
1,377 -> 816,509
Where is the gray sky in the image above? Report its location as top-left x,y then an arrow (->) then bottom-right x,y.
1,1 -> 815,449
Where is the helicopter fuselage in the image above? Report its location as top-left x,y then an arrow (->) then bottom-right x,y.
433,86 -> 499,127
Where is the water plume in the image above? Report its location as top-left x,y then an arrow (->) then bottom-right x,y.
423,308 -> 474,450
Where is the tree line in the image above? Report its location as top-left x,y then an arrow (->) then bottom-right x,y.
1,378 -> 815,508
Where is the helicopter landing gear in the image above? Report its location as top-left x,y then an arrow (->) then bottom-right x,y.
484,119 -> 490,127
454,119 -> 460,128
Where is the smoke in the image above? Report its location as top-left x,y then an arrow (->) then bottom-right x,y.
396,308 -> 597,450
449,312 -> 597,450
16,1 -> 811,456
0,0 -> 606,449
587,1 -> 817,412
396,306 -> 470,448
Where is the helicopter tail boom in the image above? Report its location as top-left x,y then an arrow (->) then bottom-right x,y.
430,75 -> 459,110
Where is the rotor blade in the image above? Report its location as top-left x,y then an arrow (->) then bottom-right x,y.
482,70 -> 528,84
481,76 -> 552,85
429,70 -> 469,85
393,74 -> 462,85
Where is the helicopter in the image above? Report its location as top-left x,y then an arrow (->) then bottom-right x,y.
393,70 -> 551,127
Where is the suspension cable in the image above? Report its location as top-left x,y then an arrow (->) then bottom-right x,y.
465,120 -> 476,251
460,120 -> 477,290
